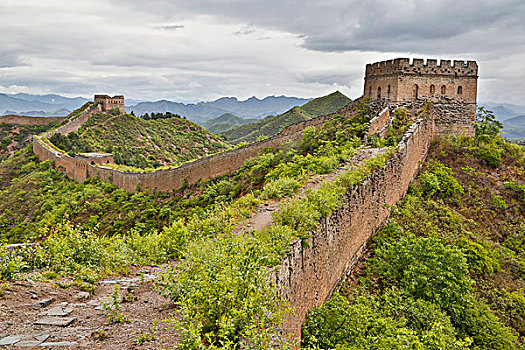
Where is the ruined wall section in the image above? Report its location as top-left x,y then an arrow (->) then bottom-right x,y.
0,115 -> 65,126
277,109 -> 435,338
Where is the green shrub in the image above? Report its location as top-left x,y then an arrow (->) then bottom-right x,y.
260,177 -> 301,200
478,146 -> 502,167
157,233 -> 291,348
504,180 -> 525,203
371,234 -> 472,312
457,238 -> 501,275
302,292 -> 470,350
457,299 -> 519,349
420,161 -> 463,198
0,244 -> 27,280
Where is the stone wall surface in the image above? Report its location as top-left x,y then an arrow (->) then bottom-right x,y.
277,109 -> 435,338
0,115 -> 65,126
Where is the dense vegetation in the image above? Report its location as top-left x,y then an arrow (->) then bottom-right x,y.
222,91 -> 351,144
0,122 -> 55,161
303,110 -> 525,349
49,111 -> 228,169
0,99 -> 383,348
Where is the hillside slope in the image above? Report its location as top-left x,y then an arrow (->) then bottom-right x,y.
49,112 -> 229,169
0,123 -> 56,161
222,91 -> 351,144
303,136 -> 525,349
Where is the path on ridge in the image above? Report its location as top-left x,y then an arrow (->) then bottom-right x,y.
234,147 -> 387,234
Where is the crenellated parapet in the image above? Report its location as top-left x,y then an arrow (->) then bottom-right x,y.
365,58 -> 478,78
363,58 -> 478,136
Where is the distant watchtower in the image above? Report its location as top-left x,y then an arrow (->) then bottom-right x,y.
364,58 -> 478,136
94,94 -> 125,113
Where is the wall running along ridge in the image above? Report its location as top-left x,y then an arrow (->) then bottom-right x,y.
82,99 -> 364,192
32,103 -> 113,181
277,106 -> 435,338
0,115 -> 65,126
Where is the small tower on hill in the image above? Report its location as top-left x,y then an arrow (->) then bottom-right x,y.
94,94 -> 125,113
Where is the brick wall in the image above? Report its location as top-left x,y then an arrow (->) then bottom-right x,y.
276,108 -> 435,338
0,115 -> 65,126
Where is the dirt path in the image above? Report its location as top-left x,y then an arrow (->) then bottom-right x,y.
0,266 -> 179,349
234,147 -> 387,234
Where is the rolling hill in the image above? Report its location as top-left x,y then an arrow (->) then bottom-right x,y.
48,111 -> 229,170
221,91 -> 352,144
202,113 -> 259,134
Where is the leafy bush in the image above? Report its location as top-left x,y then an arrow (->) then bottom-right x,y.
420,161 -> 464,198
370,234 -> 472,312
260,177 -> 301,200
157,233 -> 291,348
303,292 -> 470,350
474,107 -> 503,143
457,238 -> 501,275
478,145 -> 502,167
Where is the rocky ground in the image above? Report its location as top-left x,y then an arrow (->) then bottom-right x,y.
0,265 -> 179,349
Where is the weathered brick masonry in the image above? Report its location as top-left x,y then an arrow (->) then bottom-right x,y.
277,109 -> 435,337
0,115 -> 65,126
365,58 -> 477,136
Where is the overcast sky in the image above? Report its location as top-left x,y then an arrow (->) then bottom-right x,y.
0,0 -> 524,104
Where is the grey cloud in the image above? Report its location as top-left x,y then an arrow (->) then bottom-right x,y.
155,24 -> 184,31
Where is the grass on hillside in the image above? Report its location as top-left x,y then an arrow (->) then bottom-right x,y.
49,111 -> 229,169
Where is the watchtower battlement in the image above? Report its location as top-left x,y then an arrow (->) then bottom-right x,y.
364,58 -> 478,108
365,58 -> 478,78
94,94 -> 125,113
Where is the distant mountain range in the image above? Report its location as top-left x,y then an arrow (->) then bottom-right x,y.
0,93 -> 88,116
128,95 -> 312,123
202,113 -> 259,134
0,93 -> 312,122
481,102 -> 525,141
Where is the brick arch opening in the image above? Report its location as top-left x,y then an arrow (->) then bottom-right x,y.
457,86 -> 463,95
377,86 -> 381,99
413,84 -> 419,99
369,86 -> 372,97
430,85 -> 435,94
441,85 -> 446,95
387,85 -> 391,99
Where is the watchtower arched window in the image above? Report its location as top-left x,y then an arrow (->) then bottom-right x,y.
369,86 -> 372,97
430,85 -> 435,94
457,86 -> 463,95
387,85 -> 391,99
377,86 -> 381,99
413,84 -> 419,99
441,85 -> 446,95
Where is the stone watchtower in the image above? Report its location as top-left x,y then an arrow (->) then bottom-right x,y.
364,58 -> 478,136
94,94 -> 125,113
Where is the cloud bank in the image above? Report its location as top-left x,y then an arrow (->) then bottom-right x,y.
0,0 -> 523,103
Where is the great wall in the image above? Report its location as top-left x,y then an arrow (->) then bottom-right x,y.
21,58 -> 478,339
